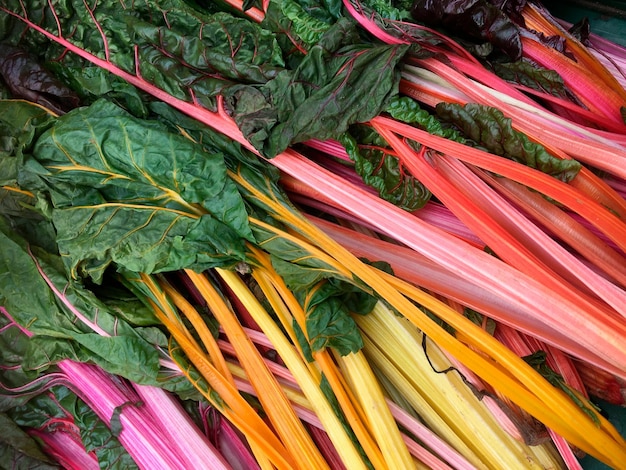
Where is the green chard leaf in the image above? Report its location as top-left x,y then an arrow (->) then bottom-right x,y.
46,62 -> 151,118
4,0 -> 285,112
340,126 -> 431,211
0,100 -> 57,161
0,217 -> 195,394
18,99 -> 251,283
0,100 -> 59,252
262,0 -> 334,48
230,18 -> 409,157
271,255 -> 381,356
490,60 -> 571,100
121,8 -> 285,111
0,314 -> 134,469
4,0 -> 405,159
299,281 -> 364,356
435,103 -> 582,182
386,96 -> 465,141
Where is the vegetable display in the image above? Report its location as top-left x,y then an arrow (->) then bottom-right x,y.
1,0 -> 626,468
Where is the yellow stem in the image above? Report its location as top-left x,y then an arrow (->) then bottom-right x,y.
186,269 -> 328,470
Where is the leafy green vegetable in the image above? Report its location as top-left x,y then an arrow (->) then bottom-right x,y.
18,99 -> 251,282
435,102 -> 582,181
268,241 -> 383,355
360,0 -> 411,21
3,0 -> 285,113
386,96 -> 464,141
0,100 -> 58,251
0,313 -> 136,470
0,216 -> 195,395
298,277 -> 377,355
490,60 -> 571,99
0,100 -> 56,161
340,126 -> 431,211
76,402 -> 139,470
263,0 -> 333,47
4,0 -> 408,159
47,62 -> 150,118
233,18 -> 409,157
8,385 -> 138,470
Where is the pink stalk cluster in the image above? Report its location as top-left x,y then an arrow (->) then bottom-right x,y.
0,305 -> 231,469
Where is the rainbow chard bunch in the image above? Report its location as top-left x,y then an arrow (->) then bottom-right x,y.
2,0 -> 626,468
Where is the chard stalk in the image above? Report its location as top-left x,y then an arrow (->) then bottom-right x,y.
184,269 -> 329,470
371,116 -> 626,254
133,274 -> 297,470
28,427 -> 99,470
238,149 -> 626,465
216,268 -> 373,470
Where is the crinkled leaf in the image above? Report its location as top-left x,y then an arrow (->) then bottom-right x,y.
124,9 -> 284,84
290,272 -> 382,355
75,403 -> 139,470
18,99 -> 250,282
0,44 -> 79,114
0,100 -> 56,161
305,296 -> 364,355
4,0 -> 284,112
9,385 -> 136,470
296,279 -> 373,355
4,0 -> 404,159
47,62 -> 150,118
231,18 -> 409,157
0,219 -> 186,391
411,0 -> 522,60
0,195 -> 57,254
148,101 -> 282,183
386,96 -> 464,141
435,102 -> 582,181
51,207 -> 245,284
91,283 -> 161,327
269,254 -> 346,293
0,314 -> 58,412
491,60 -> 571,99
340,128 -> 431,211
263,0 -> 333,48
304,276 -> 380,316
0,100 -> 58,251
359,0 -> 411,20
288,0 -> 343,23
0,314 -> 133,469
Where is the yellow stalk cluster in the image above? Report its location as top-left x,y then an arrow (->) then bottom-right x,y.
128,164 -> 626,470
229,166 -> 626,468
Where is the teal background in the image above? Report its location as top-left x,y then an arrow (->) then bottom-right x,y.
544,0 -> 626,46
537,2 -> 626,469
578,400 -> 626,469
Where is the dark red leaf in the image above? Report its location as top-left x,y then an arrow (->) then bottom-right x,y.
0,45 -> 79,114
